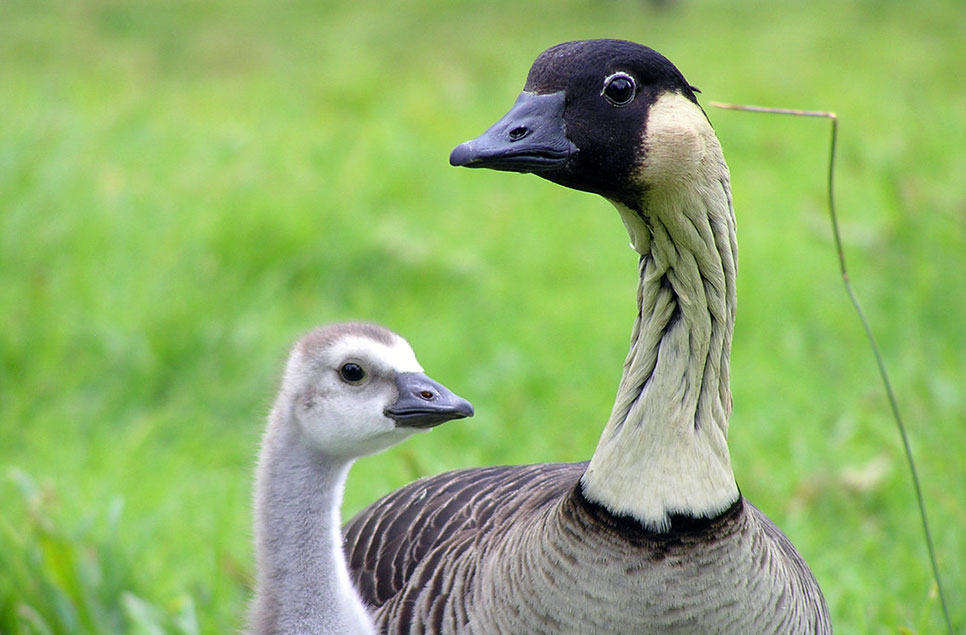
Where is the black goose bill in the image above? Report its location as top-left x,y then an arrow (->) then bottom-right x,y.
449,91 -> 576,173
385,372 -> 474,429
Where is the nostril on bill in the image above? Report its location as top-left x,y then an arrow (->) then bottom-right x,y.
508,126 -> 529,141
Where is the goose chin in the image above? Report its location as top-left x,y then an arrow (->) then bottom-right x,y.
387,408 -> 472,429
450,147 -> 571,173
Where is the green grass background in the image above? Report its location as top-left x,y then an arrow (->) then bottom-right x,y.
1,0 -> 964,632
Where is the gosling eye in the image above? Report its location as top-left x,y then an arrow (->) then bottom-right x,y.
339,362 -> 367,384
601,72 -> 636,106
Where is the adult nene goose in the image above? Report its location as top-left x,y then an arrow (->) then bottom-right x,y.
344,40 -> 831,633
249,323 -> 473,634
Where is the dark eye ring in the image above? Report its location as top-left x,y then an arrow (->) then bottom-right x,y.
340,362 -> 366,384
602,72 -> 636,106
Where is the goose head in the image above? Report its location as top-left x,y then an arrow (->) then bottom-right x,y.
280,322 -> 474,460
449,39 -> 708,207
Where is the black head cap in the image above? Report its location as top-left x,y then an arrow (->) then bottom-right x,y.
450,39 -> 702,204
529,40 -> 700,199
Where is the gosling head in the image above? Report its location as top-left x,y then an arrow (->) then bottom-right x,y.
449,39 -> 706,205
278,322 -> 473,460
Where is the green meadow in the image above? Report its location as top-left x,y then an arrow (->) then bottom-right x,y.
1,0 -> 963,632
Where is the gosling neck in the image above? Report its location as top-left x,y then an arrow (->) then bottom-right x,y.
251,402 -> 373,635
581,93 -> 740,531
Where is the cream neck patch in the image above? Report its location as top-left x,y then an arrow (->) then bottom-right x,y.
582,94 -> 740,529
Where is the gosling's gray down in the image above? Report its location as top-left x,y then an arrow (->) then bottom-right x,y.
249,322 -> 473,634
343,40 -> 832,633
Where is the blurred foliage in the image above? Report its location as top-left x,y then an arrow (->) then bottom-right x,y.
1,0 -> 964,632
0,469 -> 199,634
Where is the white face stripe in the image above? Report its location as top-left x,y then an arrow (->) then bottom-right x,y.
284,329 -> 429,460
323,335 -> 424,378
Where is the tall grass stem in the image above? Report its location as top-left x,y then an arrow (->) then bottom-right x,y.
710,101 -> 953,635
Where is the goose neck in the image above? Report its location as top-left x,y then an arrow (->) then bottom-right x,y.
581,142 -> 740,531
251,404 -> 372,634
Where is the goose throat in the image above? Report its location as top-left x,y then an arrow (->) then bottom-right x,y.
582,100 -> 741,529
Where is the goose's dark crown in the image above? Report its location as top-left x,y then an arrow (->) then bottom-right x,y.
450,39 -> 701,205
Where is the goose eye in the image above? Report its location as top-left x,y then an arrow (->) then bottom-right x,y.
602,73 -> 636,106
340,362 -> 366,384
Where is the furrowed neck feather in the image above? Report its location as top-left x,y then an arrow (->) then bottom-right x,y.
582,92 -> 740,530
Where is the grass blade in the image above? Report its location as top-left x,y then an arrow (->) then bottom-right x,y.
710,101 -> 954,635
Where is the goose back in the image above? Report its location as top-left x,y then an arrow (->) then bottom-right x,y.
344,463 -> 830,633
